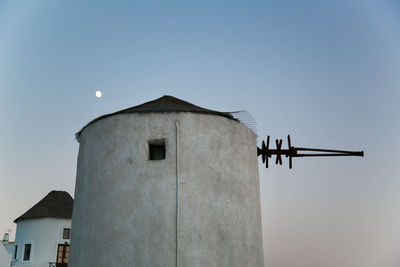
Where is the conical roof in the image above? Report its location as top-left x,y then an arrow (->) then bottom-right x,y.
76,95 -> 236,142
14,191 -> 73,223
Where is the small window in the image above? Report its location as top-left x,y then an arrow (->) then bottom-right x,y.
149,140 -> 165,160
63,228 -> 70,239
23,244 -> 31,261
14,245 -> 18,259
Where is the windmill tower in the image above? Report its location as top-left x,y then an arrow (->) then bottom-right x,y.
70,96 -> 264,267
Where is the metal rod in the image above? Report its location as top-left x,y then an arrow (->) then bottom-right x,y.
175,123 -> 180,267
296,147 -> 364,156
263,148 -> 363,156
293,153 -> 363,157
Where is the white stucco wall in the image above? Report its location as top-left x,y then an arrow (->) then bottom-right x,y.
70,112 -> 264,267
1,242 -> 12,267
12,218 -> 71,267
3,242 -> 14,256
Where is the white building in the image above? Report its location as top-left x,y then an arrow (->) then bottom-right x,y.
1,233 -> 13,267
70,96 -> 264,267
11,191 -> 73,267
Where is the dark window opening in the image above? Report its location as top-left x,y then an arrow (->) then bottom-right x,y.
63,228 -> 70,239
23,244 -> 31,261
14,245 -> 18,259
149,140 -> 166,160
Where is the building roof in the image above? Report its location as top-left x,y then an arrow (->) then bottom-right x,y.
76,95 -> 237,142
14,191 -> 73,223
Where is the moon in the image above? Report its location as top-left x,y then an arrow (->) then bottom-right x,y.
95,91 -> 102,98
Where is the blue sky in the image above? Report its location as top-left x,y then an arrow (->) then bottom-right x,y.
1,1 -> 399,266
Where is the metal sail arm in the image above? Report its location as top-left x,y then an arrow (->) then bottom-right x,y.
257,135 -> 364,169
295,147 -> 364,155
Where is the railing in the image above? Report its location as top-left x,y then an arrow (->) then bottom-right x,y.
48,262 -> 68,267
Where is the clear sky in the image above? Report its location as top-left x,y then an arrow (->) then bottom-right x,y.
1,1 -> 399,266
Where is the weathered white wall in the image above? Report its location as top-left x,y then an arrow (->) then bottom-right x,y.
3,241 -> 14,256
70,112 -> 264,267
12,218 -> 71,267
0,241 -> 12,267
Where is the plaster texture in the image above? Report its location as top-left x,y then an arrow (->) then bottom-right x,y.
11,218 -> 71,267
70,112 -> 264,267
0,241 -> 12,267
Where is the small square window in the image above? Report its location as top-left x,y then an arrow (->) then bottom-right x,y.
149,140 -> 165,160
23,244 -> 31,261
63,228 -> 70,239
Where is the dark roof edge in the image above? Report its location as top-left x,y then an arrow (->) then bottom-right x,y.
75,95 -> 238,142
14,190 -> 73,223
14,214 -> 72,223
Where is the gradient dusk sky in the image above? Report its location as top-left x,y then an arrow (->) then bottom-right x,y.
1,1 -> 399,266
